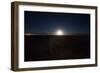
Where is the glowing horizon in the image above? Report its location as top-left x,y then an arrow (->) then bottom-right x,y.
55,30 -> 64,35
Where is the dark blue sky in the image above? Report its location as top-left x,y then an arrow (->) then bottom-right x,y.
24,11 -> 90,34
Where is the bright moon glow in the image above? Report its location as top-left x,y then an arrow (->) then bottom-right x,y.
56,30 -> 64,35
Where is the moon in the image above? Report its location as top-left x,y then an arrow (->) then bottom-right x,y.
56,30 -> 64,35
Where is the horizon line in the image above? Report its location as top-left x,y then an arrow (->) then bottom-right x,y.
25,32 -> 90,36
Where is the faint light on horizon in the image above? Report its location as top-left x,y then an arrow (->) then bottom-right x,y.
56,30 -> 64,35
25,33 -> 31,36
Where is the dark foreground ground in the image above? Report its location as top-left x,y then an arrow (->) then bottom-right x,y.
24,35 -> 90,61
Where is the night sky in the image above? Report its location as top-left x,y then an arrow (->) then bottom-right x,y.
24,11 -> 90,34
